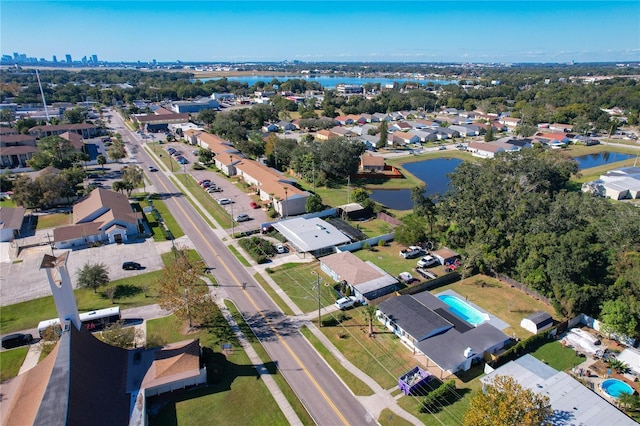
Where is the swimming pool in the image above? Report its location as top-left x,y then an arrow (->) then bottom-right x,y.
601,379 -> 633,398
438,294 -> 490,326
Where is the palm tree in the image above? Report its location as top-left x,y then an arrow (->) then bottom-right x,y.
97,154 -> 107,173
361,304 -> 378,338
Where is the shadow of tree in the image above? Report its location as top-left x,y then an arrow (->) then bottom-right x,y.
241,310 -> 303,342
114,284 -> 142,299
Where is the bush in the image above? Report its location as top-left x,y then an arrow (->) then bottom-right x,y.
420,380 -> 456,413
238,236 -> 275,264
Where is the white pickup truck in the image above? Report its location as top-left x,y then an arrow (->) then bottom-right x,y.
399,246 -> 422,259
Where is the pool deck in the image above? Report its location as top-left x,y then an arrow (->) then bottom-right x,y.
436,289 -> 510,331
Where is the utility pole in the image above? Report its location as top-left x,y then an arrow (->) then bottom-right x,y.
312,271 -> 321,327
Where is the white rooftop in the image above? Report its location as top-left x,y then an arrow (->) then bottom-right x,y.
272,217 -> 351,252
482,354 -> 636,425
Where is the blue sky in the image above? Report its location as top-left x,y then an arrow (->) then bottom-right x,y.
2,1 -> 639,63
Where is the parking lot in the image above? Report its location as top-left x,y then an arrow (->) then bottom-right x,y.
0,235 -> 165,306
161,144 -> 268,233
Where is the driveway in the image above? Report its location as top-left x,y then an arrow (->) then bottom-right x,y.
0,236 -> 164,306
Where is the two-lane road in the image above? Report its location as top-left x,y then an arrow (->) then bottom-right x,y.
109,111 -> 375,425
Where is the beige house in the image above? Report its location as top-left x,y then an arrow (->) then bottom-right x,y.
53,188 -> 141,249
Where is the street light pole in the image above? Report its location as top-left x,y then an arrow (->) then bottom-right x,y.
230,199 -> 235,238
312,271 -> 321,327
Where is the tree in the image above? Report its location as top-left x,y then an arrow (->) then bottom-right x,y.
27,135 -> 77,170
108,145 -> 126,162
63,107 -> 86,124
411,185 -> 436,233
514,124 -> 537,138
395,214 -> 428,247
76,262 -> 110,293
97,154 -> 107,171
121,165 -> 143,190
377,120 -> 388,149
305,193 -> 323,213
464,375 -> 552,426
352,187 -> 370,204
484,125 -> 495,142
198,148 -> 214,164
197,108 -> 217,128
361,304 -> 377,337
600,299 -> 638,338
158,247 -> 214,329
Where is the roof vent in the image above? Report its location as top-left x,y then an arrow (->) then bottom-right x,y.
463,347 -> 474,358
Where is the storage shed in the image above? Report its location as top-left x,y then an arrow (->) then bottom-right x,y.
520,311 -> 553,334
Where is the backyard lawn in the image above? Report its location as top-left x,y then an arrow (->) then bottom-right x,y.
0,346 -> 29,382
354,242 -> 450,281
435,275 -> 556,340
530,340 -> 584,371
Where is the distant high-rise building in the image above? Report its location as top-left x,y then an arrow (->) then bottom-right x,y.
65,54 -> 72,63
53,55 -> 57,63
13,52 -> 18,59
91,54 -> 98,64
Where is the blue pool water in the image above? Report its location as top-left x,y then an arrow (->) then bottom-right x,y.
601,379 -> 633,398
438,294 -> 489,326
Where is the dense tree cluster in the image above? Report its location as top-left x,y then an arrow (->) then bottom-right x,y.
439,148 -> 640,324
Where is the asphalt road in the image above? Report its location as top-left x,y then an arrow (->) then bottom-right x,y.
109,111 -> 375,425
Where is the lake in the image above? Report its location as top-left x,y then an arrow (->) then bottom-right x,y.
573,152 -> 637,170
369,158 -> 463,211
196,75 -> 457,88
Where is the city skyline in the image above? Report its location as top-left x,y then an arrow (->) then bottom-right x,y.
1,1 -> 639,64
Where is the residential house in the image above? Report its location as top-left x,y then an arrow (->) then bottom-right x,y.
408,129 -> 438,143
389,111 -> 405,121
450,124 -> 480,137
390,122 -> 412,132
467,142 -> 506,158
549,123 -> 573,132
53,188 -> 142,249
59,131 -> 85,152
334,116 -> 354,126
359,152 -> 385,172
330,126 -> 354,138
373,112 -> 392,122
320,251 -> 399,302
316,129 -> 335,141
262,123 -> 279,133
277,121 -> 296,131
481,355 -> 636,425
582,167 -> 640,200
377,291 -> 510,374
499,117 -> 522,128
435,127 -> 459,140
357,134 -> 380,150
391,131 -> 419,145
405,121 -> 426,130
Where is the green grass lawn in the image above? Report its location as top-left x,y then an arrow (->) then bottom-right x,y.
0,346 -> 29,382
0,198 -> 17,207
147,310 -> 292,425
300,326 -> 374,396
530,340 -> 584,371
35,212 -> 73,229
228,245 -> 250,266
265,261 -> 340,314
149,195 -> 185,239
252,273 -> 295,316
378,408 -> 415,426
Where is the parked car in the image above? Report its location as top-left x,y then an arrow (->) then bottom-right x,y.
1,333 -> 33,349
276,243 -> 286,254
208,187 -> 223,193
235,213 -> 250,222
122,261 -> 142,270
417,255 -> 439,268
177,157 -> 189,165
249,201 -> 259,209
438,146 -> 447,150
399,246 -> 422,259
217,198 -> 232,205
198,179 -> 211,186
334,296 -> 358,310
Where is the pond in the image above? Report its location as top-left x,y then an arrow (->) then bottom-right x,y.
369,158 -> 463,211
573,152 -> 636,170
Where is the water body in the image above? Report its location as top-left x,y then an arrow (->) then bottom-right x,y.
196,75 -> 457,88
573,152 -> 636,170
369,158 -> 463,210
